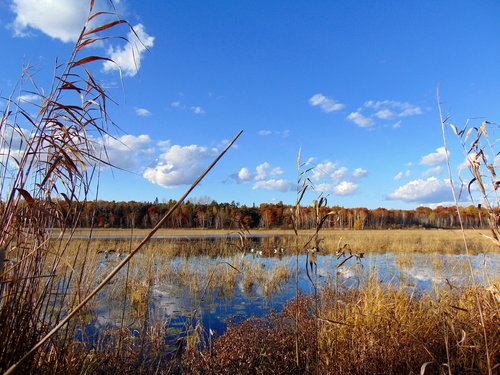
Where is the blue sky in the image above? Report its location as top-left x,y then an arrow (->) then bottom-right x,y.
1,0 -> 499,209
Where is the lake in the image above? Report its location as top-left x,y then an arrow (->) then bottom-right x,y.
73,235 -> 499,353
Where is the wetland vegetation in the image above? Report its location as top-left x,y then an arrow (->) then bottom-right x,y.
15,231 -> 493,374
0,2 -> 498,374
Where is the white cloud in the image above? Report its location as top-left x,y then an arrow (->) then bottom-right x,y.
312,161 -> 337,181
352,168 -> 368,178
420,147 -> 448,166
392,120 -> 402,129
422,165 -> 443,177
333,181 -> 358,195
394,172 -> 404,181
253,179 -> 294,192
103,23 -> 154,77
17,93 -> 41,103
233,162 -> 284,184
314,183 -> 332,193
100,134 -> 153,170
400,106 -> 423,117
191,106 -> 205,115
170,101 -> 185,109
135,108 -> 151,117
309,93 -> 345,113
346,112 -> 374,128
157,140 -> 171,150
331,166 -> 348,180
364,100 -> 422,117
427,201 -> 460,209
258,129 -> 289,137
11,0 -> 88,42
394,169 -> 411,181
0,126 -> 30,168
170,101 -> 206,115
388,177 -> 452,203
458,158 -> 470,173
238,167 -> 252,182
255,162 -> 270,180
375,109 -> 395,120
312,162 -> 367,194
143,144 -> 218,188
270,166 -> 284,176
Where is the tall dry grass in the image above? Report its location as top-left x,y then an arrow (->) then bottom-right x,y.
438,91 -> 499,374
0,2 -> 132,372
182,275 -> 499,374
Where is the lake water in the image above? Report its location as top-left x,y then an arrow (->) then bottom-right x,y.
79,236 -> 499,351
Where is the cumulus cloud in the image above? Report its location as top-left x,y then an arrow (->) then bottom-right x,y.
309,93 -> 345,113
312,161 -> 337,181
331,166 -> 348,180
10,0 -> 88,42
237,167 -> 253,182
388,177 -> 452,203
346,112 -> 374,128
375,109 -> 396,120
311,161 -> 367,195
270,166 -> 284,176
231,162 -> 287,189
253,162 -> 283,181
135,108 -> 151,117
253,179 -> 294,192
334,181 -> 358,195
99,134 -> 153,170
314,183 -> 332,193
352,168 -> 368,178
143,144 -> 218,188
255,162 -> 270,181
420,147 -> 448,166
103,23 -> 155,77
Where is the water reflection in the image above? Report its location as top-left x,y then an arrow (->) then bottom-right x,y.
82,236 -> 499,349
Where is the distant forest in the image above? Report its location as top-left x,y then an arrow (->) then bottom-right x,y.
59,200 -> 491,230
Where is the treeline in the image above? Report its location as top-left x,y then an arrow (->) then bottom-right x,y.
58,200 -> 492,230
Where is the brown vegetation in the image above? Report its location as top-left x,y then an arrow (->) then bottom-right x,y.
183,279 -> 499,375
